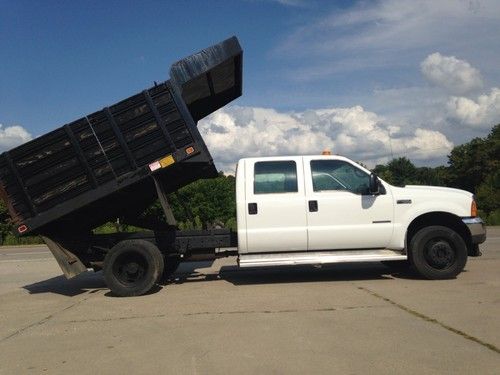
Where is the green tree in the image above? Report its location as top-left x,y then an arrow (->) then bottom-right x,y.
414,166 -> 449,186
386,157 -> 417,186
447,124 -> 499,193
447,138 -> 488,193
373,164 -> 394,184
447,124 -> 499,215
143,173 -> 237,229
0,201 -> 11,243
475,171 -> 500,213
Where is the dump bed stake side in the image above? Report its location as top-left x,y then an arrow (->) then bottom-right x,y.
63,124 -> 99,188
142,89 -> 176,150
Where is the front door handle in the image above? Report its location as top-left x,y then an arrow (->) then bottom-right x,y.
248,203 -> 258,215
309,200 -> 318,212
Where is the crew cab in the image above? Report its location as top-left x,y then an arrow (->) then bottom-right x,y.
234,154 -> 486,280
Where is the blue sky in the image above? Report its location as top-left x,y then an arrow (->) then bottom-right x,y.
1,0 -> 499,170
1,0 -> 336,127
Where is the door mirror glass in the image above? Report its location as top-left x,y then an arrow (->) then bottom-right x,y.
369,173 -> 380,194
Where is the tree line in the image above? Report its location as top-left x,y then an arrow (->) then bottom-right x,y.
0,124 -> 498,244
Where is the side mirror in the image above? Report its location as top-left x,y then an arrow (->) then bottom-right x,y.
369,173 -> 380,195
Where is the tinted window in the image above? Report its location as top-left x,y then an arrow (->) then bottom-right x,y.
311,160 -> 370,195
254,161 -> 298,194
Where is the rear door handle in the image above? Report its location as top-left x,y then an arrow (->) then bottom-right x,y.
248,203 -> 258,215
309,200 -> 318,212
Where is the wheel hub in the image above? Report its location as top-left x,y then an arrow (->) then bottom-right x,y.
113,252 -> 148,284
425,239 -> 455,269
125,262 -> 139,274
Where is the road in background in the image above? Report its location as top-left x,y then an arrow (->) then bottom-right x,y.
0,228 -> 499,374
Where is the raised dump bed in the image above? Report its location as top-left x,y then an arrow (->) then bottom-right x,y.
0,36 -> 242,237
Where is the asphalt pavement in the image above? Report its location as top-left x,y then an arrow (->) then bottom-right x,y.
0,228 -> 499,374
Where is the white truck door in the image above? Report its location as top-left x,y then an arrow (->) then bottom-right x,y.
304,157 -> 394,250
243,157 -> 308,253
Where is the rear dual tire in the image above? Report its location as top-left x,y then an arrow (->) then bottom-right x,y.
103,240 -> 164,297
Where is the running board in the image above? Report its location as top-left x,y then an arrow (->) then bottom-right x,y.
238,249 -> 406,268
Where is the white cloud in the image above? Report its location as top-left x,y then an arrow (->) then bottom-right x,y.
272,0 -> 306,6
447,87 -> 500,127
281,0 -> 500,55
369,54 -> 498,140
0,124 -> 32,151
199,105 -> 453,173
421,52 -> 483,94
266,0 -> 499,151
404,128 -> 453,159
276,0 -> 500,82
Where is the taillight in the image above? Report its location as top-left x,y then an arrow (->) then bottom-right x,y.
471,199 -> 478,217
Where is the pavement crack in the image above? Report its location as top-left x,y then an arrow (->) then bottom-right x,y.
357,286 -> 500,355
0,291 -> 102,343
66,313 -> 168,323
64,305 -> 379,323
184,305 -> 378,317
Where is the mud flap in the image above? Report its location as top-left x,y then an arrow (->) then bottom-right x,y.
42,235 -> 88,279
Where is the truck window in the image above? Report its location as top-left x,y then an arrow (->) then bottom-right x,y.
254,161 -> 298,194
311,160 -> 370,195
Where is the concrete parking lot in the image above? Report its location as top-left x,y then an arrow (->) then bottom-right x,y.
0,228 -> 499,374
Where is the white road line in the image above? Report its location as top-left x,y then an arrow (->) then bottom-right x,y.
0,251 -> 51,256
0,258 -> 54,263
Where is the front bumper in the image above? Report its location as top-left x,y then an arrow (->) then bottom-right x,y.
462,217 -> 487,245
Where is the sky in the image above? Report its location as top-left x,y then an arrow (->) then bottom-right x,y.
1,0 -> 499,172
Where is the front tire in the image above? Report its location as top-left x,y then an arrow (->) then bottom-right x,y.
103,240 -> 164,297
410,226 -> 467,279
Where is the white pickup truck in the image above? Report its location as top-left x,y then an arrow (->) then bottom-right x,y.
13,150 -> 488,298
3,36 -> 486,296
233,154 -> 486,280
